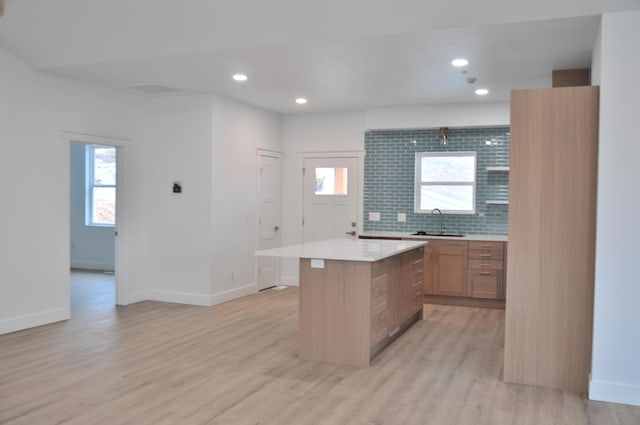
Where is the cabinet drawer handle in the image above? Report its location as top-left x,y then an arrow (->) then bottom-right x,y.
480,244 -> 492,248
480,254 -> 492,257
479,271 -> 492,275
480,263 -> 491,267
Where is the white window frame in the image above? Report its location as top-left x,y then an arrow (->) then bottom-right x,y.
86,144 -> 116,227
414,151 -> 477,215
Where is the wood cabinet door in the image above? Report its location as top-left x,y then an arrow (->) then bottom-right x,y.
433,246 -> 468,297
423,247 -> 435,295
468,269 -> 502,299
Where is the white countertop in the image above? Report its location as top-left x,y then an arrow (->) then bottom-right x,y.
360,231 -> 508,242
255,238 -> 427,262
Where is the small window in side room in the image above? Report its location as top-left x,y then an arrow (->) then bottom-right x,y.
414,152 -> 476,214
86,145 -> 116,226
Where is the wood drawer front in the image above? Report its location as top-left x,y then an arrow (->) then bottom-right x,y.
469,241 -> 504,252
468,259 -> 504,270
469,249 -> 504,261
372,272 -> 388,290
411,296 -> 423,314
371,285 -> 388,314
371,310 -> 388,345
428,240 -> 469,249
468,269 -> 502,299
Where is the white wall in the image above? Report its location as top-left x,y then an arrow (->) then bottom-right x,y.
590,10 -> 640,407
365,102 -> 510,130
131,95 -> 215,305
279,112 -> 366,284
0,47 -> 145,334
210,96 -> 283,302
0,47 -> 286,333
69,142 -> 115,271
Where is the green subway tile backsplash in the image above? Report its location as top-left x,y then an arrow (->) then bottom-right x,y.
364,127 -> 510,235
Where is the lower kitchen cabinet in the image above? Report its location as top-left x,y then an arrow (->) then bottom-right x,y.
467,241 -> 505,299
423,240 -> 468,297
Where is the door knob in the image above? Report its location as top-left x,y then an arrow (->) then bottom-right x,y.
345,231 -> 356,236
274,226 -> 280,232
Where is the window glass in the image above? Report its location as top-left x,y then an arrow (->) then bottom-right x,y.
86,145 -> 116,226
421,156 -> 475,182
420,185 -> 474,211
92,187 -> 116,225
315,167 -> 348,195
93,147 -> 116,185
415,152 -> 476,214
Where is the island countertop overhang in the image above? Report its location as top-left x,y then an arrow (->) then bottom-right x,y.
255,238 -> 427,262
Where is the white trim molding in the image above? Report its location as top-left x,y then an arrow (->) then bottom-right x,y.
590,378 -> 640,407
210,284 -> 257,306
0,308 -> 69,336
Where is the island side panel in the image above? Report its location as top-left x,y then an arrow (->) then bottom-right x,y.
299,259 -> 372,367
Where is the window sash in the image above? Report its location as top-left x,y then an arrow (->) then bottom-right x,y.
414,152 -> 476,214
86,145 -> 116,227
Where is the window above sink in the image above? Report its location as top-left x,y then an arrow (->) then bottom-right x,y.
414,151 -> 477,215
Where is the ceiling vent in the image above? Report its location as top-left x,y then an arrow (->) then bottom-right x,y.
126,84 -> 181,95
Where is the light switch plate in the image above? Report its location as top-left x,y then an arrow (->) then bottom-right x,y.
369,212 -> 381,221
397,213 -> 406,222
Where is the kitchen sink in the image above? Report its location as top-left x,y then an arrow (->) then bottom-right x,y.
411,232 -> 465,237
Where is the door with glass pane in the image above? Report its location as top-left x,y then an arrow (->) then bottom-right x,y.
303,157 -> 359,242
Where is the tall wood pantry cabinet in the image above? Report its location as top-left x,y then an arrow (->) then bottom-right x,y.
504,86 -> 599,393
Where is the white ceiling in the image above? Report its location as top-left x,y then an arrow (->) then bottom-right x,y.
1,0 -> 638,114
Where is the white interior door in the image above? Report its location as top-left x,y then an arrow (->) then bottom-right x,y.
256,152 -> 281,290
303,157 -> 359,242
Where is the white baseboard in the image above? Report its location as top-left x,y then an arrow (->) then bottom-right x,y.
590,377 -> 640,406
70,260 -> 114,271
0,308 -> 69,335
121,290 -> 149,305
144,289 -> 213,307
280,275 -> 299,286
123,284 -> 258,308
210,284 -> 257,306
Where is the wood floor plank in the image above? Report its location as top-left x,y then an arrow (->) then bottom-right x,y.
1,272 -> 639,424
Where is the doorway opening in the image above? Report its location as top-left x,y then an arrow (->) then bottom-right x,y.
67,133 -> 125,316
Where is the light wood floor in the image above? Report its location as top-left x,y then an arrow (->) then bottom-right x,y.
1,279 -> 639,425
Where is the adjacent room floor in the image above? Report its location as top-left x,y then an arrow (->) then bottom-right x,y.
1,281 -> 639,425
70,269 -> 116,318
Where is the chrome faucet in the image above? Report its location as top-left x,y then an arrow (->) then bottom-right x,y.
431,208 -> 444,235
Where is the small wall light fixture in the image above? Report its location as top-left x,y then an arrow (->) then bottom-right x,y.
440,127 -> 449,145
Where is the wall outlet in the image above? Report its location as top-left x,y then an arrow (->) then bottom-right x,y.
369,212 -> 381,221
397,213 -> 406,222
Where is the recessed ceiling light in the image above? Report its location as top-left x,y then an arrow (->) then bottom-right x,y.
475,88 -> 489,95
451,58 -> 469,67
296,98 -> 307,104
233,74 -> 248,82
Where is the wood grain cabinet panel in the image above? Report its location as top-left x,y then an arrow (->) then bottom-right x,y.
467,241 -> 506,300
299,246 -> 425,367
423,240 -> 468,297
504,86 -> 598,393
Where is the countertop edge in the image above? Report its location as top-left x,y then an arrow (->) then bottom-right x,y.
359,231 -> 508,242
255,239 -> 427,262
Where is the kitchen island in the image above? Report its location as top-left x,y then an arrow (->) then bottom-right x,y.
256,238 -> 427,367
